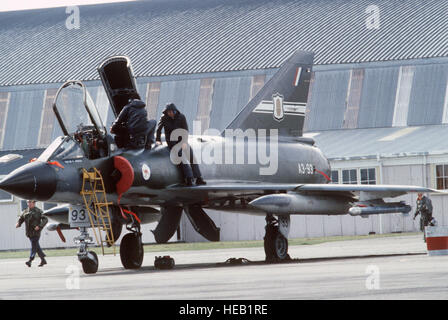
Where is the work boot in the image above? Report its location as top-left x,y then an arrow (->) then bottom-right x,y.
195,177 -> 206,186
25,259 -> 32,267
185,178 -> 193,186
38,258 -> 47,267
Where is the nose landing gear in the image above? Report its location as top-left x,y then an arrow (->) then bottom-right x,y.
75,227 -> 99,274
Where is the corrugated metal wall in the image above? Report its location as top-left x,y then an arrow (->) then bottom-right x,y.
358,67 -> 398,128
209,77 -> 252,132
2,90 -> 44,150
407,64 -> 448,126
1,59 -> 447,150
305,70 -> 350,130
306,59 -> 448,131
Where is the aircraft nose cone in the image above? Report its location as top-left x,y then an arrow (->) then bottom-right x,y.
0,161 -> 57,201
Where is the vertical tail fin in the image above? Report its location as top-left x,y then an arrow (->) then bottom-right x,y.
224,50 -> 314,137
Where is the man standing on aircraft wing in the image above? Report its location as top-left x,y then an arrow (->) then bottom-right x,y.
16,200 -> 48,267
155,103 -> 206,186
413,193 -> 433,242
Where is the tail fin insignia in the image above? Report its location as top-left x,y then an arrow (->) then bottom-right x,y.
224,50 -> 314,137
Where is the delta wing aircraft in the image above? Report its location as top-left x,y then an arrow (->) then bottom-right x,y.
0,51 -> 437,274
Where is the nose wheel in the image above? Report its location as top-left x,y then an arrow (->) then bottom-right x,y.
264,214 -> 291,262
75,227 -> 99,274
80,251 -> 99,274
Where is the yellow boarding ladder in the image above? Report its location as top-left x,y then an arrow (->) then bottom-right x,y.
80,167 -> 115,255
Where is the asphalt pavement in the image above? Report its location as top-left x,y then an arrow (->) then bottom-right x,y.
0,234 -> 446,300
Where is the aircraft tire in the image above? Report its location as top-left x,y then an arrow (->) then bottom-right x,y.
120,233 -> 144,269
273,232 -> 289,260
264,226 -> 289,262
81,251 -> 99,274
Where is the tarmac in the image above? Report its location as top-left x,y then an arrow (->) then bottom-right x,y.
0,234 -> 447,300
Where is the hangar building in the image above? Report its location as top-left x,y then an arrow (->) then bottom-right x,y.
0,0 -> 447,249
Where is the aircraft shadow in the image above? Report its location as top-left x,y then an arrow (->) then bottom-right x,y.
89,252 -> 424,277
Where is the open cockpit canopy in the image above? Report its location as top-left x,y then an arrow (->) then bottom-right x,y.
53,80 -> 106,137
97,56 -> 139,117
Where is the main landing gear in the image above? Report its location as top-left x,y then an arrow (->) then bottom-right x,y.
264,214 -> 291,263
120,218 -> 144,269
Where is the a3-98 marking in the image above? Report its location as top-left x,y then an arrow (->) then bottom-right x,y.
298,162 -> 314,175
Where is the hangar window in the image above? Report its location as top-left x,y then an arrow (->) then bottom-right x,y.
20,199 -> 28,211
436,165 -> 448,190
145,82 -> 160,120
39,88 -> 58,147
196,78 -> 215,133
0,189 -> 13,202
250,75 -> 265,99
343,69 -> 364,129
330,170 -> 339,184
0,92 -> 10,149
334,168 -> 377,185
360,168 -> 376,184
342,169 -> 357,184
392,66 -> 414,127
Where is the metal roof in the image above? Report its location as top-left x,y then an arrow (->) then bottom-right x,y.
306,125 -> 448,160
0,0 -> 447,86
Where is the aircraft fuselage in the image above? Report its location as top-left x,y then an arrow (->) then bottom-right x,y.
0,135 -> 331,210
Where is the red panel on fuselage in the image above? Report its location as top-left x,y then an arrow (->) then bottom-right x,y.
114,156 -> 134,198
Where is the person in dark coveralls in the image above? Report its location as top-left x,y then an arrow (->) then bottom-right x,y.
16,200 -> 48,267
413,193 -> 433,242
155,103 -> 206,186
110,97 -> 156,150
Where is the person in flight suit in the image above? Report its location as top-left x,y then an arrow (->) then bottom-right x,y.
16,200 -> 48,267
111,96 -> 156,150
155,103 -> 206,186
413,193 -> 433,242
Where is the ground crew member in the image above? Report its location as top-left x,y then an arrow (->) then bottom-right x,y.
155,103 -> 206,186
16,200 -> 48,267
413,193 -> 433,242
111,96 -> 153,149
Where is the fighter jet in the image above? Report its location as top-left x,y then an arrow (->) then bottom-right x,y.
0,51 -> 438,274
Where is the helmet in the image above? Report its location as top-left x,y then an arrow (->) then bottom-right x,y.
429,218 -> 437,226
